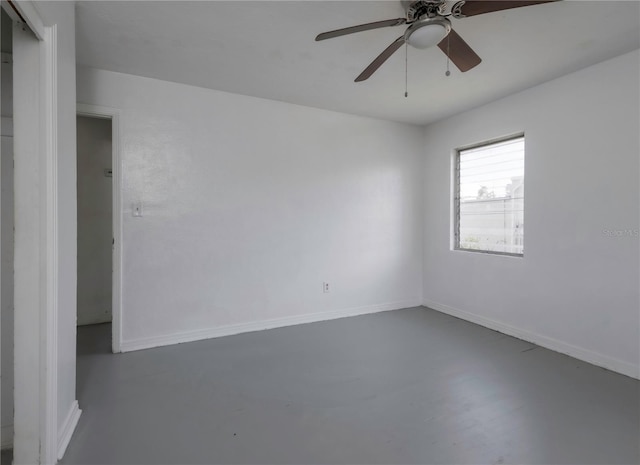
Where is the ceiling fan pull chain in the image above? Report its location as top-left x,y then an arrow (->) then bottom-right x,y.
405,41 -> 409,98
445,32 -> 451,77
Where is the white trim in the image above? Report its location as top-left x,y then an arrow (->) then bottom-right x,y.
0,1 -> 21,23
76,103 -> 123,354
423,299 -> 640,380
56,401 -> 81,460
1,425 -> 13,450
3,0 -> 45,40
43,24 -> 59,465
120,299 -> 422,353
13,18 -> 55,465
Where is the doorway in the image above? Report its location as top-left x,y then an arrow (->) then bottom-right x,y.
76,116 -> 113,327
77,105 -> 122,353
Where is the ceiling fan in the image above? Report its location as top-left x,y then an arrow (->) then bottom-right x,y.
315,0 -> 556,82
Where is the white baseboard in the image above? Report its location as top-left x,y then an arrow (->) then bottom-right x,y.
1,425 -> 12,450
120,299 -> 422,353
57,400 -> 81,460
424,299 -> 639,380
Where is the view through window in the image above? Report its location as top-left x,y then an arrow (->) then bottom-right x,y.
455,136 -> 525,256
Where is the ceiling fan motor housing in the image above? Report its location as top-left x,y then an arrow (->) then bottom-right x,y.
404,0 -> 448,21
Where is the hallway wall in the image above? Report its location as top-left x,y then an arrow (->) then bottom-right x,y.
77,116 -> 112,326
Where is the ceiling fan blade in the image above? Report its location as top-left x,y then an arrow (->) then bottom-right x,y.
437,29 -> 481,72
315,18 -> 406,41
453,0 -> 556,18
355,36 -> 406,82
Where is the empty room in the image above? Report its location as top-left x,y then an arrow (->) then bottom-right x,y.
2,1 -> 639,464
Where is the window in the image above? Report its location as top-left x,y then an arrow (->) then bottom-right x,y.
454,135 -> 525,256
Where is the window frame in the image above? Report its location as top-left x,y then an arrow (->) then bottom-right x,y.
453,133 -> 525,258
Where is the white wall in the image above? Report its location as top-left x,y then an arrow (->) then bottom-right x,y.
13,18 -> 44,464
0,134 -> 12,449
6,2 -> 78,460
77,67 -> 424,350
422,49 -> 640,378
77,116 -> 112,326
33,1 -> 79,460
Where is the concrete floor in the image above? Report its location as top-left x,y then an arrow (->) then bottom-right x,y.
62,307 -> 639,464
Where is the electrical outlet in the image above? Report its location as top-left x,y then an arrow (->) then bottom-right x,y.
323,282 -> 330,293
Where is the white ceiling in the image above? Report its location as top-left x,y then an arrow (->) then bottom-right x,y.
75,1 -> 640,125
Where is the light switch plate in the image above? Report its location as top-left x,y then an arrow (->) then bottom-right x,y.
132,202 -> 143,217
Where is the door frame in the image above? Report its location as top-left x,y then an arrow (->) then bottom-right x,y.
76,104 -> 122,353
7,1 -> 60,462
2,0 -> 44,39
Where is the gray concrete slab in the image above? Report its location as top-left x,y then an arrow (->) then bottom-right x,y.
62,307 -> 639,464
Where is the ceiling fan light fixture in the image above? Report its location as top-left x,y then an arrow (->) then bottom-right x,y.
405,18 -> 451,49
